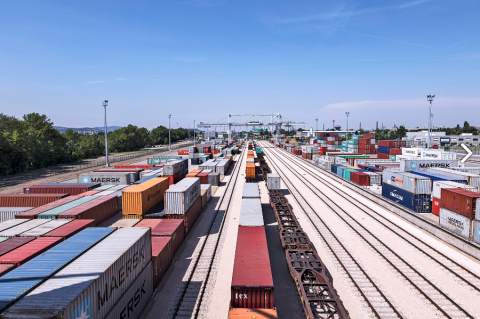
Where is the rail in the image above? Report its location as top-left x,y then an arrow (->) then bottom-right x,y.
0,143 -> 193,188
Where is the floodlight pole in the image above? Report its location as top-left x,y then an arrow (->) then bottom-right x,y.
169,114 -> 171,152
427,95 -> 435,150
194,120 -> 196,147
346,112 -> 350,142
103,100 -> 109,167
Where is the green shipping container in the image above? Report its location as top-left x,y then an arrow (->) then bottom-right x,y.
199,155 -> 209,163
389,155 -> 396,161
343,168 -> 356,180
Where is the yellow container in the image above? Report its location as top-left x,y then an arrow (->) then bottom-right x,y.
122,177 -> 169,216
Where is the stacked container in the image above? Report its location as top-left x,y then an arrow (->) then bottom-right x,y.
0,194 -> 69,208
122,177 -> 169,218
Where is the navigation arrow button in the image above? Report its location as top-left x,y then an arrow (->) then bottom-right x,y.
461,143 -> 473,163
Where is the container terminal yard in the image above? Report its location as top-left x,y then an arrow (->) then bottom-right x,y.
0,135 -> 478,319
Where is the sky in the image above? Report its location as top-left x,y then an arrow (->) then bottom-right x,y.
1,0 -> 479,131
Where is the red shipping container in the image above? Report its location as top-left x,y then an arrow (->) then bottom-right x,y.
15,196 -> 80,219
115,164 -> 154,170
350,172 -> 370,186
0,194 -> 69,208
135,219 -> 162,230
57,196 -> 118,226
0,264 -> 15,277
231,226 -> 274,309
76,190 -> 101,198
43,219 -> 95,239
178,150 -> 189,155
151,237 -> 173,289
440,188 -> 480,219
363,133 -> 375,139
94,169 -> 143,180
155,163 -> 166,168
0,237 -> 62,266
165,196 -> 202,235
378,152 -> 390,159
388,148 -> 402,155
0,237 -> 36,257
432,198 -> 440,216
378,140 -> 396,148
203,146 -> 212,153
165,172 -> 180,185
152,219 -> 185,255
23,185 -> 95,196
197,172 -> 210,184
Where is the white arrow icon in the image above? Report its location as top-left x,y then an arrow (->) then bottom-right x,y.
461,143 -> 473,163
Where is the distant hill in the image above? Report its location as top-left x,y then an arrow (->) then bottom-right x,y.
53,126 -> 123,134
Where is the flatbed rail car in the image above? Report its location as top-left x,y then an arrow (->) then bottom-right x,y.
258,151 -> 349,319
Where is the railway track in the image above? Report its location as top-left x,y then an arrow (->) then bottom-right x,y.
166,148 -> 246,319
260,141 -> 477,318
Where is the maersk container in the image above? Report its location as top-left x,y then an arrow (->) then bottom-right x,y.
439,207 -> 472,240
428,168 -> 480,188
239,198 -> 263,227
383,169 -> 432,195
18,219 -> 72,237
38,195 -> 100,219
242,183 -> 260,199
165,178 -> 201,215
78,172 -> 135,185
0,219 -> 52,237
104,262 -> 153,319
382,183 -> 431,213
400,159 -> 460,172
0,208 -> 33,223
0,227 -> 114,313
432,180 -> 478,199
0,228 -> 151,319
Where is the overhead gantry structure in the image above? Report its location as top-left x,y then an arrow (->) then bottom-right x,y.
198,113 -> 309,142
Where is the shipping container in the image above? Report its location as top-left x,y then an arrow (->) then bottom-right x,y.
239,198 -> 263,227
351,172 -> 370,186
151,237 -> 172,289
197,172 -> 210,184
473,220 -> 480,245
267,173 -> 280,190
382,183 -> 431,213
115,164 -> 154,170
428,168 -> 480,188
76,190 -> 101,198
0,219 -> 52,237
0,194 -> 69,208
231,226 -> 274,309
18,219 -> 72,237
449,167 -> 480,175
36,183 -> 100,187
134,219 -> 162,230
242,184 -> 260,199
0,208 -> 33,223
78,172 -> 136,185
165,197 -> 202,235
383,169 -> 432,195
216,160 -> 229,175
0,219 -> 28,233
411,171 -> 467,188
43,219 -> 95,240
0,228 -> 151,319
151,219 -> 185,255
228,309 -> 278,319
0,237 -> 35,257
94,169 -> 143,180
15,196 -> 81,220
432,181 -> 477,199
163,160 -> 182,176
440,188 -> 480,219
109,219 -> 140,228
208,172 -> 220,186
122,177 -> 169,216
439,208 -> 472,240
0,227 -> 114,313
364,172 -> 382,185
38,195 -> 100,219
432,197 -> 440,216
104,262 -> 153,319
23,185 -> 96,196
0,237 -> 62,266
58,195 -> 119,226
164,178 -> 201,215
400,159 -> 460,172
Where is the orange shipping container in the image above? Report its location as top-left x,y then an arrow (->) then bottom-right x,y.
246,163 -> 256,178
122,177 -> 170,216
186,170 -> 202,178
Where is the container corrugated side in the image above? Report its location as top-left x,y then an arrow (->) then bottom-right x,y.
42,219 -> 96,239
267,173 -> 281,190
428,168 -> 480,188
18,219 -> 72,237
400,159 -> 459,172
15,196 -> 81,219
382,169 -> 431,195
0,237 -> 36,257
104,262 -> 153,319
0,228 -> 114,313
0,237 -> 62,266
0,220 -> 52,237
78,172 -> 134,185
0,220 -> 29,233
122,178 -> 169,216
151,237 -> 172,289
109,219 -> 140,228
0,208 -> 33,223
0,194 -> 69,208
432,181 -> 478,199
473,220 -> 480,245
440,188 -> 480,219
164,178 -> 201,215
239,198 -> 263,226
57,196 -> 118,226
439,208 -> 472,240
0,227 -> 151,319
364,172 -> 382,185
38,195 -> 100,219
242,184 -> 260,199
450,167 -> 480,175
381,183 -> 431,213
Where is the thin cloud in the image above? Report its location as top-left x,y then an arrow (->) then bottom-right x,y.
398,0 -> 430,9
83,80 -> 105,85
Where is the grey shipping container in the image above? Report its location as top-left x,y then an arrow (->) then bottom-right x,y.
78,172 -> 135,186
400,159 -> 459,172
201,184 -> 212,202
428,167 -> 480,189
0,219 -> 28,233
383,169 -> 431,195
242,183 -> 260,199
246,158 -> 254,163
473,220 -> 480,245
0,208 -> 33,223
164,160 -> 182,176
432,180 -> 478,199
0,219 -> 51,237
215,160 -> 229,176
267,173 -> 281,190
18,219 -> 72,237
208,172 -> 220,187
207,162 -> 218,171
165,178 -> 201,214
449,167 -> 480,175
239,198 -> 264,227
364,172 -> 382,185
439,207 -> 472,240
104,262 -> 153,319
0,227 -> 152,319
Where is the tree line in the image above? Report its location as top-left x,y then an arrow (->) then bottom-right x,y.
0,112 -> 192,176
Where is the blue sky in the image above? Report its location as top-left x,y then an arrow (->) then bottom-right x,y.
1,0 -> 479,131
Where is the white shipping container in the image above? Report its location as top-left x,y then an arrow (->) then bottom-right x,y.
473,220 -> 480,245
353,159 -> 394,167
104,262 -> 153,319
400,159 -> 460,172
18,219 -> 72,237
242,183 -> 260,198
439,208 -> 472,240
0,219 -> 28,233
0,228 -> 152,319
201,184 -> 212,202
267,173 -> 281,190
239,198 -> 264,226
364,172 -> 382,185
165,178 -> 201,214
449,167 -> 480,175
78,172 -> 135,185
0,219 -> 51,237
402,148 -> 420,156
215,160 -> 229,175
432,180 -> 478,199
382,169 -> 432,195
428,168 -> 480,188
163,160 -> 182,176
420,150 -> 457,160
0,207 -> 33,223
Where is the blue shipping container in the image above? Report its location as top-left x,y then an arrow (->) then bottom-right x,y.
365,166 -> 378,172
331,164 -> 342,174
377,146 -> 390,154
382,183 -> 431,213
410,171 -> 467,189
191,157 -> 200,165
0,227 -> 114,312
